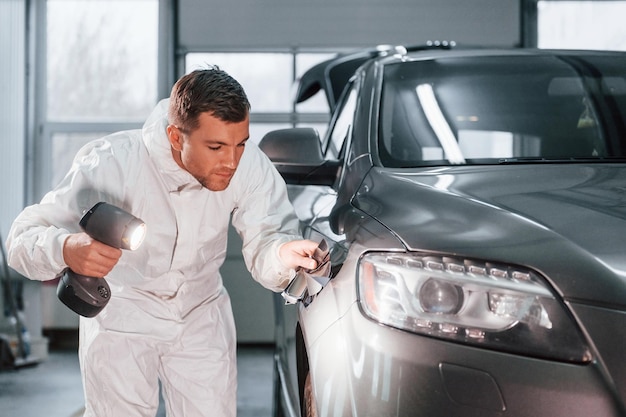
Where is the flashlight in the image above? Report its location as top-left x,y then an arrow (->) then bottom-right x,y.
56,202 -> 146,317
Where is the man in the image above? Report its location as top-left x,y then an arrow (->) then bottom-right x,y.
6,68 -> 318,417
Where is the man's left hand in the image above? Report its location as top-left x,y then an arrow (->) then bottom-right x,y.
279,240 -> 320,271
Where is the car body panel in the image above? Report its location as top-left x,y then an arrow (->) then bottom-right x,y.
303,302 -> 621,417
571,302 -> 626,402
354,164 -> 626,307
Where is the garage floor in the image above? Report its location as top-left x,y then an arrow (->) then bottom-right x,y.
0,343 -> 274,417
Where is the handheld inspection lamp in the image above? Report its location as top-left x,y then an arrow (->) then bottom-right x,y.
56,202 -> 146,317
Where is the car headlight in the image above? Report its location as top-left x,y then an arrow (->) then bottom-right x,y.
358,252 -> 591,363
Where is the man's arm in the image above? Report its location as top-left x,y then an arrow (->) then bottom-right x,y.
6,137 -> 127,281
231,142 -> 318,291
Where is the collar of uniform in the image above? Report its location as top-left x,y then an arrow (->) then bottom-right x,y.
142,99 -> 203,193
164,166 -> 202,194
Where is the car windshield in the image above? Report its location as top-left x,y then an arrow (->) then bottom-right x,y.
378,53 -> 626,167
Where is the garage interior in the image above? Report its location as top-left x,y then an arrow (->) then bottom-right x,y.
1,0 -> 625,416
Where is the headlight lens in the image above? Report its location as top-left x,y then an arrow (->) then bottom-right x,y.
419,278 -> 464,314
358,252 -> 591,363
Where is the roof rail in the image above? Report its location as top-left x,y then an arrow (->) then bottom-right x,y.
374,41 -> 456,57
404,40 -> 457,53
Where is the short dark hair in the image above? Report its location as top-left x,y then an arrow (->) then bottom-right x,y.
168,66 -> 251,132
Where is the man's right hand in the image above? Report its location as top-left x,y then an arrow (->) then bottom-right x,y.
62,232 -> 122,278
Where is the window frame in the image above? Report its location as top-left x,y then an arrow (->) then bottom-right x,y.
30,0 -> 169,204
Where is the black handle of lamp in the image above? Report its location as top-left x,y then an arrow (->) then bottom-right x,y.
57,270 -> 111,318
56,202 -> 145,317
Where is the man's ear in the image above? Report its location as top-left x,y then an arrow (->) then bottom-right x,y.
166,124 -> 183,152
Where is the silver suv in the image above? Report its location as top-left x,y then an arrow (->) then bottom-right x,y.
261,44 -> 626,417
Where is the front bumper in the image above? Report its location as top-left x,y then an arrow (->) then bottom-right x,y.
305,302 -> 623,417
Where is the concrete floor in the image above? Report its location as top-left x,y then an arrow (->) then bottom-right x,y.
0,344 -> 274,417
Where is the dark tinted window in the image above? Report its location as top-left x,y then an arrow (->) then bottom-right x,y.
379,53 -> 626,167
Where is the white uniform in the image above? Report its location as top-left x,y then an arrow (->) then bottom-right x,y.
6,100 -> 299,417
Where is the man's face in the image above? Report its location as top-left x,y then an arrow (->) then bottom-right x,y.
167,111 -> 249,191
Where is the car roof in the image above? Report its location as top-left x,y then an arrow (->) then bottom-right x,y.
296,42 -> 626,111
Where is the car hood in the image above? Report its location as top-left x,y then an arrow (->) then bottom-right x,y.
353,163 -> 626,308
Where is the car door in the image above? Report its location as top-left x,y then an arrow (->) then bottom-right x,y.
272,82 -> 359,417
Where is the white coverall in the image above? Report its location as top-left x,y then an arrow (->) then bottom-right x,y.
6,100 -> 300,417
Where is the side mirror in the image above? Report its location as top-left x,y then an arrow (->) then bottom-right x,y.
259,128 -> 340,186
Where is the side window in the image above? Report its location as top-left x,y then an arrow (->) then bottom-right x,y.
324,84 -> 358,160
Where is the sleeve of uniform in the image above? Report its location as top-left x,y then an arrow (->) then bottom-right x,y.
231,141 -> 302,292
5,135 -> 131,281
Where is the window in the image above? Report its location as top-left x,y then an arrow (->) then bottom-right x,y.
46,0 -> 158,121
537,1 -> 626,51
186,53 -> 294,113
185,52 -> 336,144
35,0 -> 159,200
378,56 -> 625,168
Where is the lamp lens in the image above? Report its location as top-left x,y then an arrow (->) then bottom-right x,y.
128,223 -> 147,250
419,278 -> 464,314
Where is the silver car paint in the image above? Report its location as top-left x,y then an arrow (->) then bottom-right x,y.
270,47 -> 626,417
